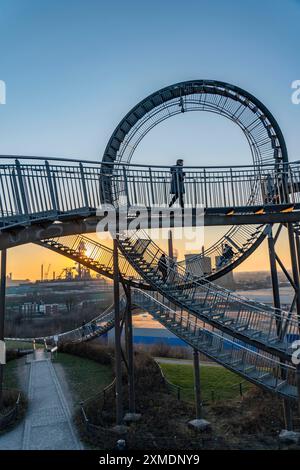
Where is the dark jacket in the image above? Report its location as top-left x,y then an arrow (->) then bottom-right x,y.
170,165 -> 185,195
158,256 -> 167,273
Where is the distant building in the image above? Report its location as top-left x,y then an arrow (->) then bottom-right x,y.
214,256 -> 236,289
20,302 -> 59,317
6,273 -> 31,287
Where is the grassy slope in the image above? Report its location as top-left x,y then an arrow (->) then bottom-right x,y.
3,360 -> 20,390
161,363 -> 250,402
6,341 -> 43,350
53,352 -> 113,405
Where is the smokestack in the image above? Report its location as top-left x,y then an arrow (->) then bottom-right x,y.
168,230 -> 174,260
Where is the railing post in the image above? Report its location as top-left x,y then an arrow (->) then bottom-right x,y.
230,168 -> 236,207
122,166 -> 131,207
15,160 -> 28,215
0,249 -> 7,410
45,161 -> 58,212
79,163 -> 89,208
113,237 -> 123,425
203,169 -> 208,207
11,169 -> 22,215
149,167 -> 155,206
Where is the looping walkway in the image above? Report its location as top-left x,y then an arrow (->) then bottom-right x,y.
0,350 -> 82,450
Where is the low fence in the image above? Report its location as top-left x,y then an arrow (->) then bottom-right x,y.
0,390 -> 21,431
80,378 -> 116,432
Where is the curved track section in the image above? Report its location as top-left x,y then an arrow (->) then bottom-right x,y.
102,79 -> 289,287
100,80 -> 299,361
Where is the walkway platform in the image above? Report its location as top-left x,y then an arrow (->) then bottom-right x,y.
0,350 -> 82,450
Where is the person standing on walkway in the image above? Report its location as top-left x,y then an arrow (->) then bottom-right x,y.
158,253 -> 168,283
169,159 -> 185,208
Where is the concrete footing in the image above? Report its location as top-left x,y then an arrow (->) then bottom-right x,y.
123,412 -> 142,423
112,424 -> 128,434
188,419 -> 211,432
279,429 -> 300,445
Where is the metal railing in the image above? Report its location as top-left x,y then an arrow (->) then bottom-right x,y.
7,286 -> 299,401
39,235 -> 145,287
133,289 -> 297,400
122,230 -> 300,360
0,157 -> 299,226
6,299 -> 122,344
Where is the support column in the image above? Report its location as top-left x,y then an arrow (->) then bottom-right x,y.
295,232 -> 300,278
193,349 -> 202,419
113,238 -> 123,425
287,224 -> 300,325
125,286 -> 135,414
287,223 -> 300,417
268,226 -> 293,430
168,230 -> 174,261
0,249 -> 7,409
267,226 -> 281,334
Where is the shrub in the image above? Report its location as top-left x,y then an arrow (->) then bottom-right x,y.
58,341 -> 114,366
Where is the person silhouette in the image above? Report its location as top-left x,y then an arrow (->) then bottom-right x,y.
169,159 -> 185,208
158,253 -> 168,282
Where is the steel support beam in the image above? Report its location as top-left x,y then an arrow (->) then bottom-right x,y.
269,224 -> 296,429
2,212 -> 300,250
267,226 -> 281,335
295,231 -> 300,279
287,224 -> 300,328
193,349 -> 202,419
113,238 -> 123,425
287,223 -> 300,418
0,249 -> 7,409
125,286 -> 135,413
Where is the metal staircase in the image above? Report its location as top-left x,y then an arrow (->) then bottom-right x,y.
9,288 -> 297,400
38,232 -> 300,361
131,289 -> 297,401
30,235 -> 299,400
38,235 -> 149,289
117,231 -> 300,361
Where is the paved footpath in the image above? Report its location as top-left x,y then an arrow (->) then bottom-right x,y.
0,349 -> 82,450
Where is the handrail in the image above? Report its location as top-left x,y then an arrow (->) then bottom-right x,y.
138,290 -> 296,369
81,377 -> 116,407
119,229 -> 299,356
0,154 -> 299,170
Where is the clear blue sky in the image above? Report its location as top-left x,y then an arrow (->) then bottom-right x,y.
0,0 -> 299,166
0,0 -> 299,278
